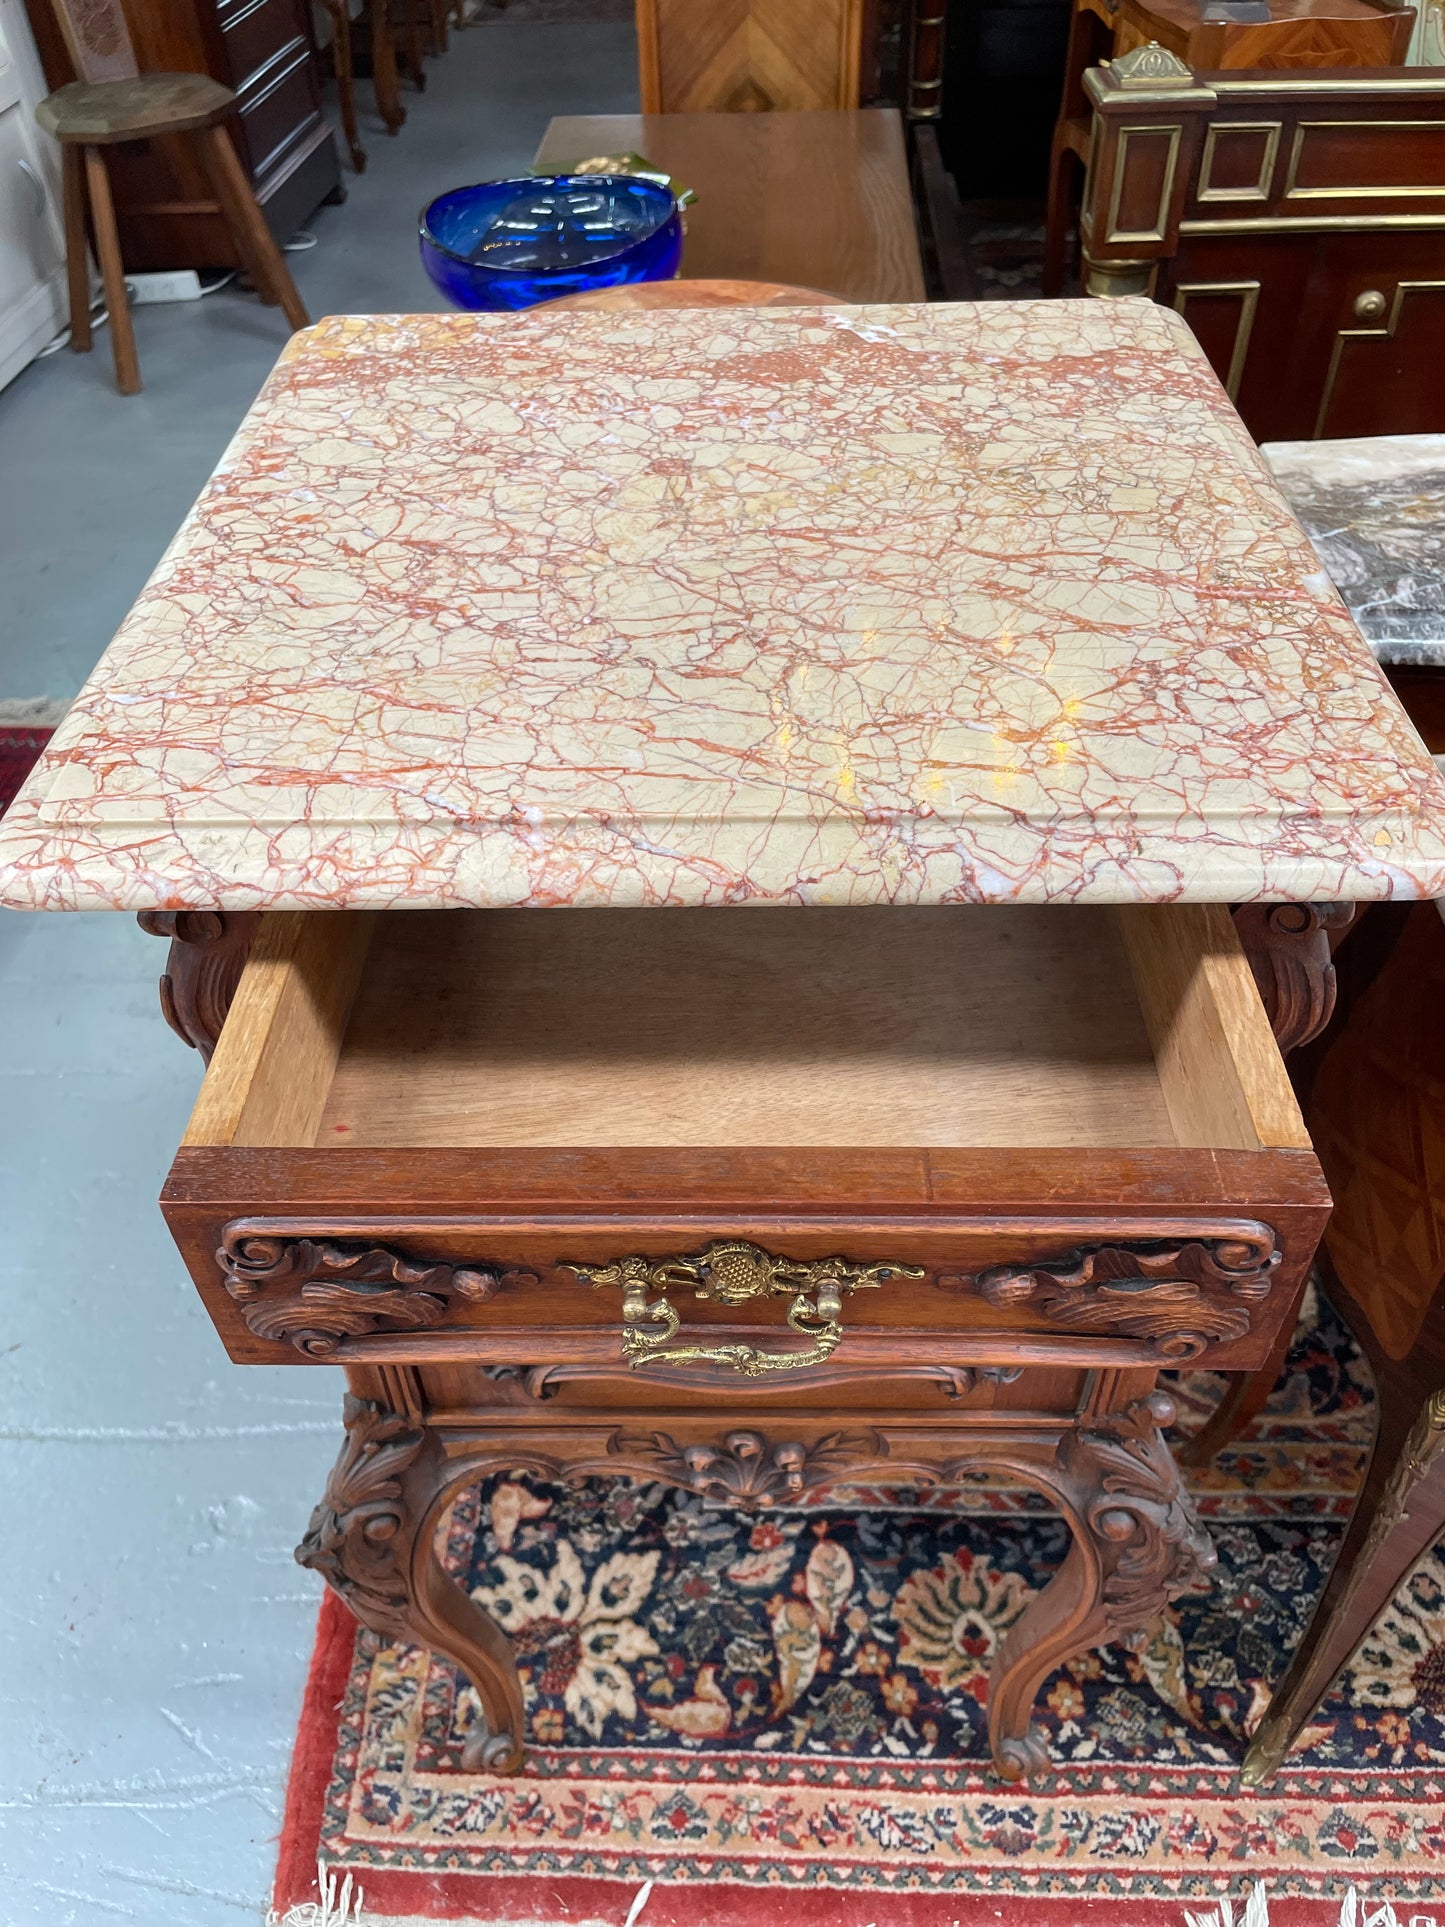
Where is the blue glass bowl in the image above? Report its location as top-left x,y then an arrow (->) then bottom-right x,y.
419,174 -> 683,312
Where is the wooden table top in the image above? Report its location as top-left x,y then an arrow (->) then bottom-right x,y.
532,108 -> 926,306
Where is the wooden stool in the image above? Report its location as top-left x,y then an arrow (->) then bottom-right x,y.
35,0 -> 310,396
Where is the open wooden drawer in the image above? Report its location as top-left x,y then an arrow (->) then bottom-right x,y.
161,903 -> 1331,1380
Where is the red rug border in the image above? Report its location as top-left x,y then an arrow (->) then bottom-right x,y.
273,1594 -> 1390,1927
0,725 -> 53,820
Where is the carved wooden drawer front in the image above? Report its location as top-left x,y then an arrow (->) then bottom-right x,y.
162,904 -> 1331,1379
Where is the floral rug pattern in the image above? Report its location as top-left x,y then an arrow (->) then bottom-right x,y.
313,1294 -> 1445,1903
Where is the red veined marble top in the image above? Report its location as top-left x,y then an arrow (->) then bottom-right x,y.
2,300 -> 1442,911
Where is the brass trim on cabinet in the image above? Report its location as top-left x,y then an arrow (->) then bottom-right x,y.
1197,121 -> 1281,203
1284,120 -> 1445,200
1171,281 -> 1260,400
1181,212 -> 1445,234
1213,74 -> 1445,94
1084,255 -> 1158,296
1105,122 -> 1183,243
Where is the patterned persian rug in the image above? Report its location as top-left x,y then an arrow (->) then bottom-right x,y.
273,1292 -> 1445,1926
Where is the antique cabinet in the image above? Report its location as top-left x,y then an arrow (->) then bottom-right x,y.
23,0 -> 340,268
1077,54 -> 1445,443
3,300 -> 1444,1779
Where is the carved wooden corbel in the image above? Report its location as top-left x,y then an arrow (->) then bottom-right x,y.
1231,902 -> 1357,1054
136,910 -> 260,1059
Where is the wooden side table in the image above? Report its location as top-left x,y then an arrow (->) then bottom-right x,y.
533,108 -> 926,303
3,301 -> 1444,1784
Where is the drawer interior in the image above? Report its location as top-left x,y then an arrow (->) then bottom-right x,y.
185,903 -> 1308,1154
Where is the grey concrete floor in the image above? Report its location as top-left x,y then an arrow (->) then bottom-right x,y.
0,23 -> 638,1925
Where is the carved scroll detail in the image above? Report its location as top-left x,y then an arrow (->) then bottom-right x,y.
1066,1391 -> 1216,1637
963,1233 -> 1279,1359
137,910 -> 259,1060
604,1427 -> 904,1507
218,1230 -> 536,1356
296,1394 -> 425,1635
1232,902 -> 1356,1054
987,1390 -> 1216,1782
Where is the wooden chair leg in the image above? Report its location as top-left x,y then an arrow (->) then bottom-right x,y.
1242,1386 -> 1445,1786
197,126 -> 310,332
82,146 -> 139,394
428,0 -> 448,54
61,143 -> 92,355
404,0 -> 427,90
1043,138 -> 1077,300
325,0 -> 367,171
372,0 -> 406,133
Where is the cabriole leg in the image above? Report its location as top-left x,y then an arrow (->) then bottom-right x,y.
988,1391 -> 1216,1780
297,1392 -> 526,1773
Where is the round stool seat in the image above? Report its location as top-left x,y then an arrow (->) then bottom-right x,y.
538,278 -> 847,314
37,73 -> 236,143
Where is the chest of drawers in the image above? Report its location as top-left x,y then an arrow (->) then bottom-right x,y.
5,299 -> 1443,1780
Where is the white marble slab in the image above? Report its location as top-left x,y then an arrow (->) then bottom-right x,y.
3,302 -> 1444,911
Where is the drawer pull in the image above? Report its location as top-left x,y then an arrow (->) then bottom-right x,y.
563,1240 -> 923,1376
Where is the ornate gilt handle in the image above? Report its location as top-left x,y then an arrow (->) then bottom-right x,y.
561,1240 -> 923,1377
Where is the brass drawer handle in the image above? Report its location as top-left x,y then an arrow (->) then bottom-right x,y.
562,1240 -> 923,1376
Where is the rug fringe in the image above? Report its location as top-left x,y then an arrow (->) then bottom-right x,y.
267,1860 -> 365,1925
622,1880 -> 653,1926
1184,1884 -> 1421,1927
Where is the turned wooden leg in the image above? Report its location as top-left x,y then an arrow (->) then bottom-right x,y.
372,1 -> 406,134
429,0 -> 448,54
1242,1387 -> 1445,1786
197,126 -> 310,330
297,1394 -> 526,1773
61,143 -> 92,354
83,146 -> 140,395
989,1390 -> 1216,1780
137,911 -> 260,1060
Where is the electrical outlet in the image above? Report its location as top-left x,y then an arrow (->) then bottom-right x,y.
125,270 -> 205,305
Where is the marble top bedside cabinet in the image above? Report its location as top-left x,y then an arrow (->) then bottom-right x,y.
4,301 -> 1445,1782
